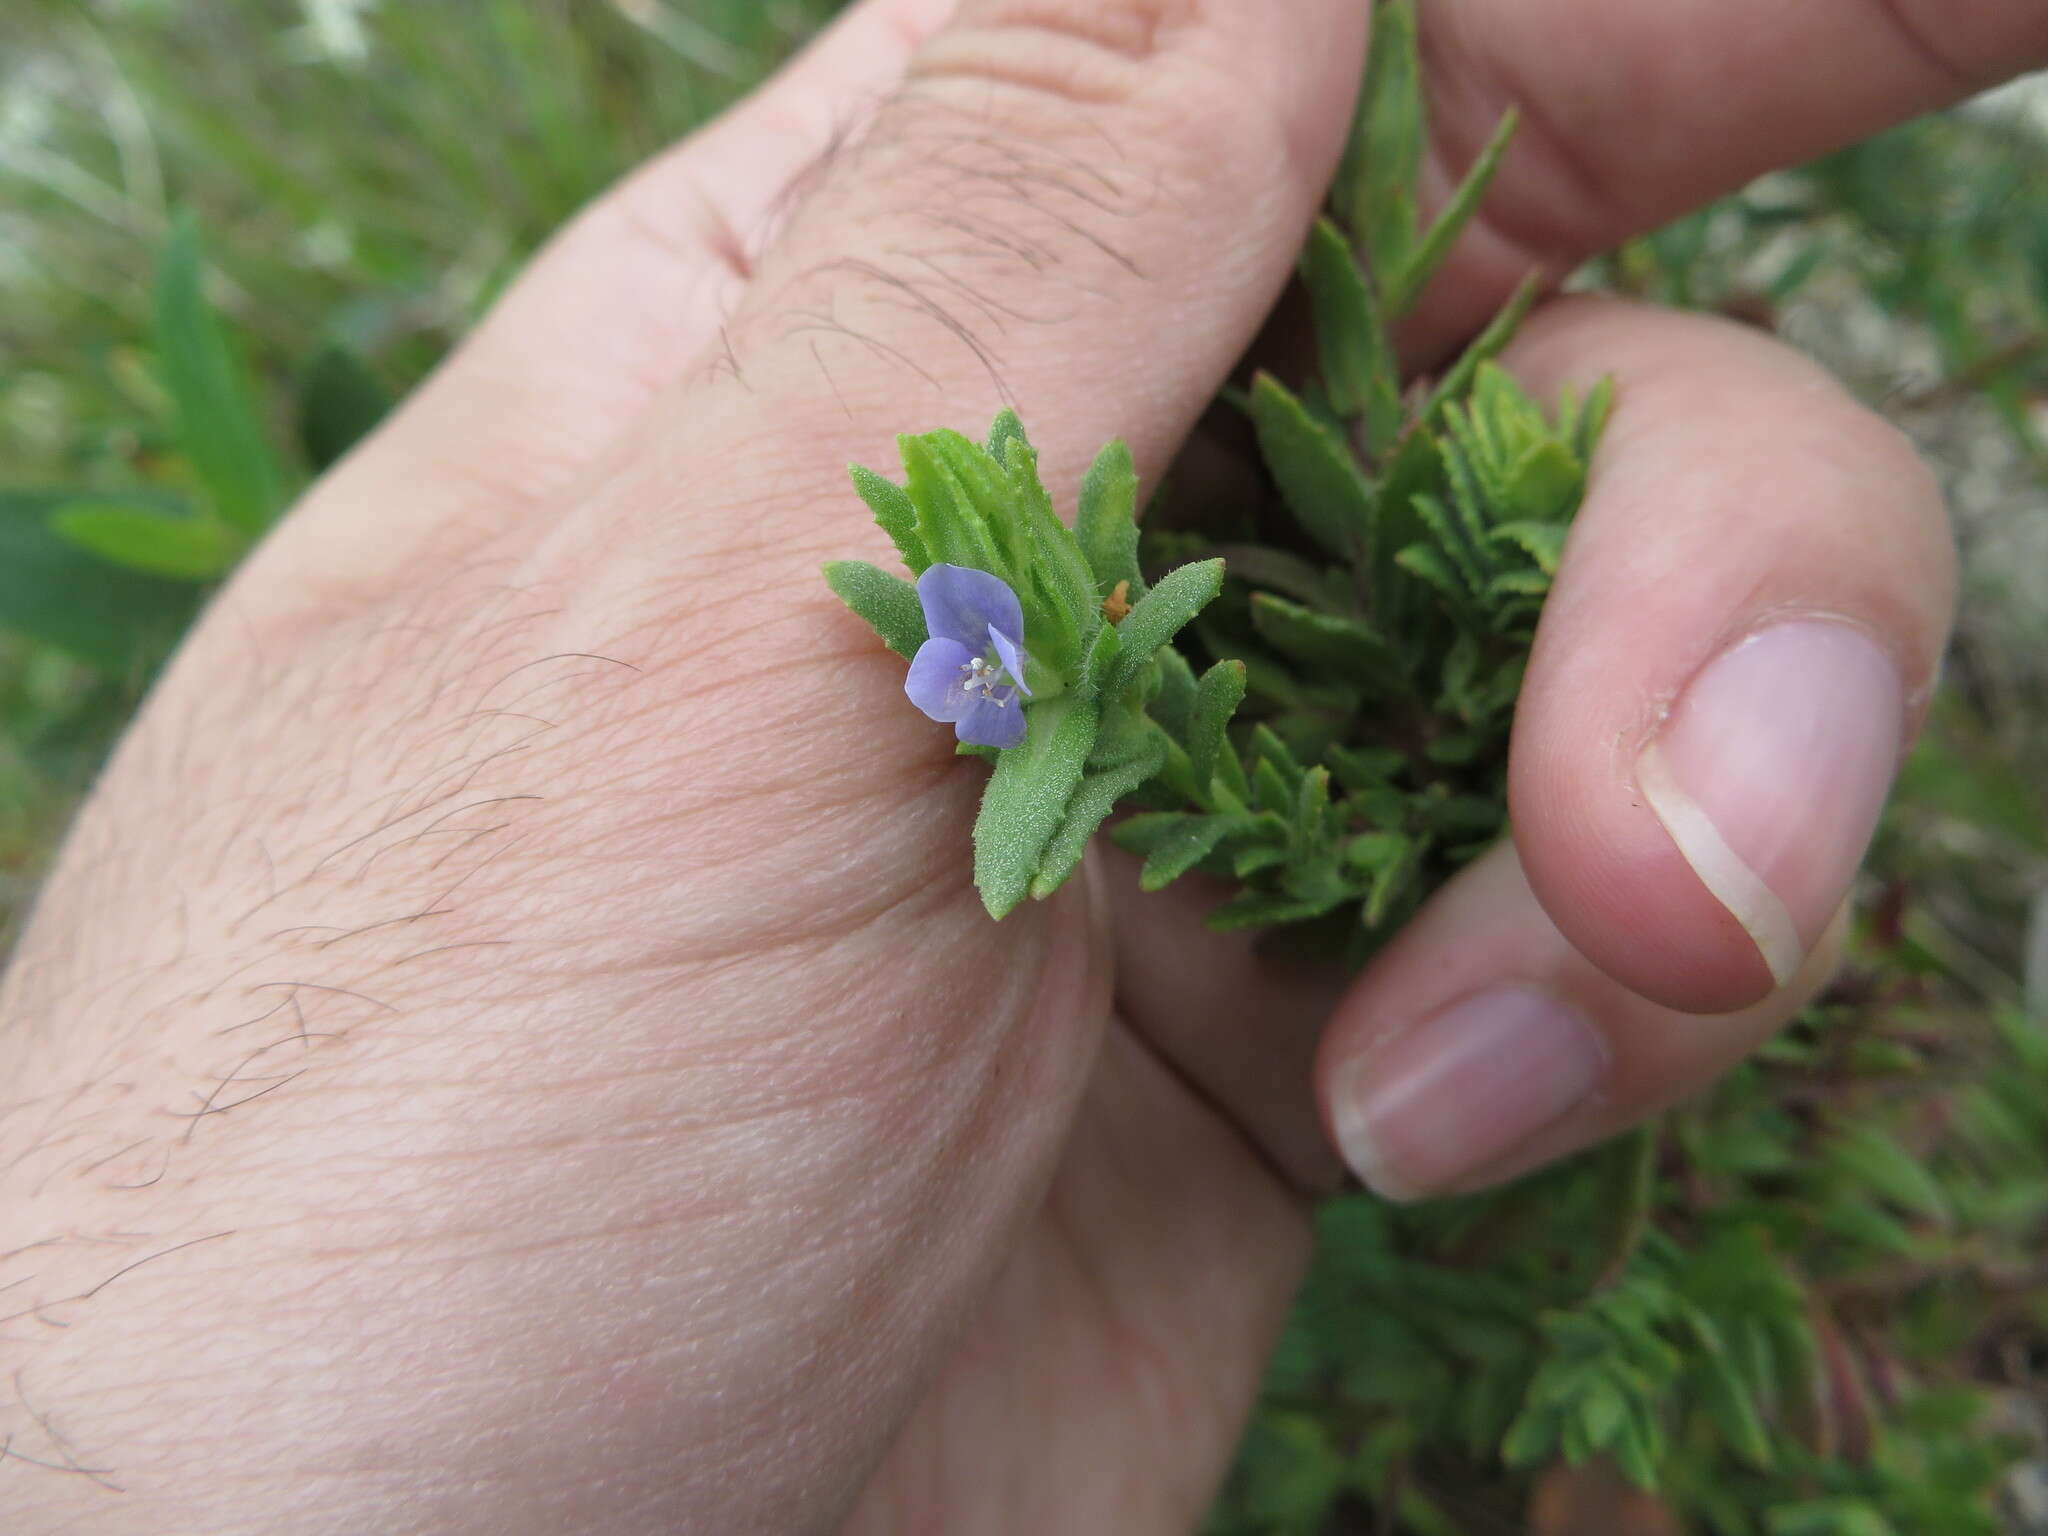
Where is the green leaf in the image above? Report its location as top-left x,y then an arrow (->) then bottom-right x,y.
899,431 -> 1008,583
1205,888 -> 1347,932
1301,218 -> 1401,450
1006,435 -> 1101,671
1075,438 -> 1143,598
1363,831 -> 1425,928
1109,812 -> 1198,857
1137,812 -> 1256,890
153,212 -> 287,535
1694,1346 -> 1774,1469
1029,726 -> 1167,899
1612,1416 -> 1662,1490
1488,520 -> 1569,574
1417,273 -> 1541,432
1149,644 -> 1199,739
1500,1403 -> 1558,1468
1291,766 -> 1334,860
1344,830 -> 1410,872
849,463 -> 929,575
1503,438 -> 1585,522
974,693 -> 1098,919
985,407 -> 1029,466
1340,0 -> 1422,271
1105,558 -> 1224,695
822,560 -> 927,660
1767,1499 -> 1900,1536
1248,372 -> 1377,561
49,500 -> 239,580
1249,593 -> 1409,693
1382,109 -> 1519,317
1188,659 -> 1246,789
1828,1122 -> 1951,1224
297,341 -> 393,472
1395,540 -> 1471,610
0,490 -> 202,669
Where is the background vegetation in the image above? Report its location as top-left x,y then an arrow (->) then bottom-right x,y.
3,2 -> 2045,1530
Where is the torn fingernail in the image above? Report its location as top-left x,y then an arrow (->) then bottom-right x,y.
1329,986 -> 1607,1200
1637,620 -> 1903,988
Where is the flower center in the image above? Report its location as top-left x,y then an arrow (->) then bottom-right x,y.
958,654 -> 1015,705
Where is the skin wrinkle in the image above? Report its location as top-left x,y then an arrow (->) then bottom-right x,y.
714,89 -> 1157,409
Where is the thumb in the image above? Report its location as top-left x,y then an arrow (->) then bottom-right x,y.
642,0 -> 1369,528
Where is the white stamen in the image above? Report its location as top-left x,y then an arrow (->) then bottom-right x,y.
958,654 -> 1017,703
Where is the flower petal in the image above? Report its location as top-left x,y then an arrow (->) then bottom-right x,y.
917,564 -> 1024,652
957,690 -> 1027,749
905,637 -> 977,722
988,624 -> 1033,697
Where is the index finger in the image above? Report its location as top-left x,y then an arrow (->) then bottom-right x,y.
1403,0 -> 2048,359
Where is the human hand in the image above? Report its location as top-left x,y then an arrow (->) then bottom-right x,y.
3,2 -> 2042,1531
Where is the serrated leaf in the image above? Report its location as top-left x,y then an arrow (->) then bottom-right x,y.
974,693 -> 1098,919
986,407 -> 1029,466
49,500 -> 239,580
1613,1416 -> 1661,1490
1504,438 -> 1585,522
154,213 -> 287,535
1574,375 -> 1617,460
1138,813 -> 1256,890
822,560 -> 926,660
1364,832 -> 1425,928
1110,811 -> 1198,856
1767,1499 -> 1900,1536
849,462 -> 928,575
1030,727 -> 1166,900
1326,744 -> 1406,792
1301,218 -> 1401,450
1488,520 -> 1569,575
1828,1122 -> 1951,1224
1249,593 -> 1409,693
1411,494 -> 1488,592
1233,843 -> 1288,879
1694,1347 -> 1774,1469
1252,755 -> 1294,817
1500,1403 -> 1557,1468
1248,372 -> 1376,561
899,432 -> 1008,584
1105,558 -> 1224,695
297,341 -> 392,472
1339,0 -> 1422,270
1249,723 -> 1305,788
1291,767 -> 1334,860
1417,272 -> 1541,432
1187,659 -> 1248,790
1205,888 -> 1346,933
1075,438 -> 1142,598
1082,616 -> 1122,689
1382,108 -> 1519,317
1005,435 -> 1100,670
0,489 -> 201,669
1485,568 -> 1552,604
1344,830 -> 1410,873
1149,644 -> 1198,739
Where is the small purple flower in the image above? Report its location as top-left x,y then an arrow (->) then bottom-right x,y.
904,564 -> 1034,749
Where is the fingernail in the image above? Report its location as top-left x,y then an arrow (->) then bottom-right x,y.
1636,620 -> 1904,988
1330,987 -> 1607,1200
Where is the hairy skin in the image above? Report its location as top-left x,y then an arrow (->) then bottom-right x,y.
1,0 -> 2038,1529
0,46 -> 1317,1527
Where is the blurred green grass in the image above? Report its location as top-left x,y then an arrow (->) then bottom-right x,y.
1,0 -> 842,934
